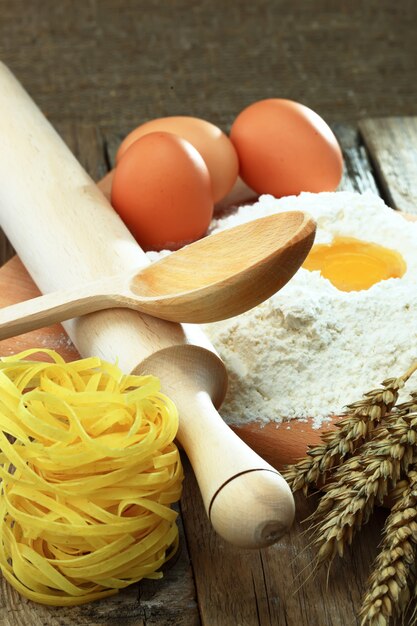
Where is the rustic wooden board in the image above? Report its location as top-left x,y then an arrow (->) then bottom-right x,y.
332,122 -> 381,196
359,117 -> 417,214
181,458 -> 388,626
1,118 -> 416,626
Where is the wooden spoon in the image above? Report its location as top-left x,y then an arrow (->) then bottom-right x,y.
0,211 -> 315,339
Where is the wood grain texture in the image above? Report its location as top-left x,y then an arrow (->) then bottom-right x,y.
333,123 -> 381,195
359,117 -> 417,214
181,457 -> 388,626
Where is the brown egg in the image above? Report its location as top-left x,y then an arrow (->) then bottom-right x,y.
230,99 -> 343,197
111,131 -> 213,251
116,116 -> 239,203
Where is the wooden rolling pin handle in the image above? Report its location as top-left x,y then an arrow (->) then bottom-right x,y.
137,347 -> 295,548
192,400 -> 295,549
209,470 -> 295,549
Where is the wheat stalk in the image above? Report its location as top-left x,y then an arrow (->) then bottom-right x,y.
284,363 -> 417,494
309,408 -> 417,567
359,469 -> 417,626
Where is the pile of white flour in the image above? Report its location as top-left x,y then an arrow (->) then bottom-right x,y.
148,191 -> 417,428
197,191 -> 417,428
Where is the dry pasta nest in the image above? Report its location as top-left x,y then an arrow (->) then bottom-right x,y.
0,349 -> 183,606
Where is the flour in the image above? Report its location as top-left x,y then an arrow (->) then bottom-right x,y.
149,191 -> 417,428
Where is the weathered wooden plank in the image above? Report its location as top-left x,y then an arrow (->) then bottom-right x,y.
181,458 -> 387,626
332,122 -> 380,195
102,126 -> 128,169
0,123 -> 200,626
359,117 -> 417,213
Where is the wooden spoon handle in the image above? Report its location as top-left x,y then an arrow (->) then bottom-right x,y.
0,276 -> 129,340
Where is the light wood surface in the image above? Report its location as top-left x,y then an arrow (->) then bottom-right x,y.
0,211 -> 315,337
0,63 -> 295,548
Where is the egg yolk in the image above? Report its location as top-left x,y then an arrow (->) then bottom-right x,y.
302,237 -> 406,291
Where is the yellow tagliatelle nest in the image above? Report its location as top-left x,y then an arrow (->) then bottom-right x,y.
0,349 -> 183,606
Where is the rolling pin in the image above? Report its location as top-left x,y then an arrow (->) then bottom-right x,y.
0,63 -> 294,549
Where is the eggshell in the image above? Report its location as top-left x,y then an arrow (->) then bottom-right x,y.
116,116 -> 239,203
230,99 -> 343,197
111,131 -> 213,251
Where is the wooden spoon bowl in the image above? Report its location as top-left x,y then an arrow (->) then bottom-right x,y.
0,211 -> 316,339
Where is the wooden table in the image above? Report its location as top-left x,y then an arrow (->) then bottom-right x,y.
1,117 -> 417,626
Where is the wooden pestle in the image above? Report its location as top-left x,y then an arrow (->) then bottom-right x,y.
0,63 -> 294,548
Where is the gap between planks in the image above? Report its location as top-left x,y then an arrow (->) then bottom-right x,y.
359,117 -> 417,214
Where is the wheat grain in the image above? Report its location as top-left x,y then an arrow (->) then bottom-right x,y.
359,470 -> 417,626
284,363 -> 417,494
310,410 -> 417,567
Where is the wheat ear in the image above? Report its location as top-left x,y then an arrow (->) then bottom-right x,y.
309,408 -> 417,567
359,470 -> 417,626
284,363 -> 417,494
